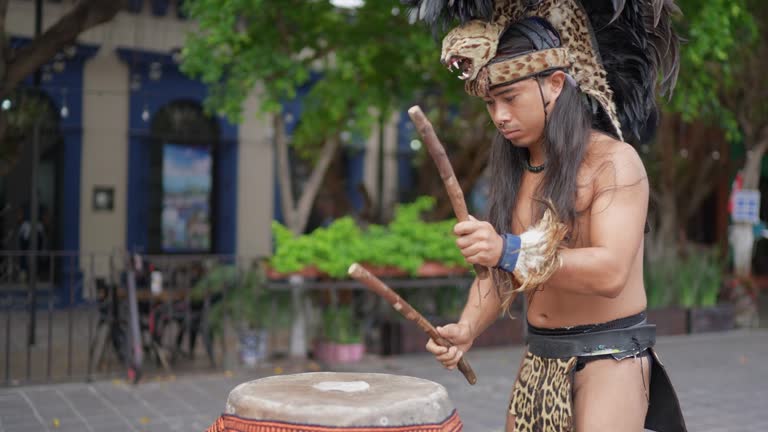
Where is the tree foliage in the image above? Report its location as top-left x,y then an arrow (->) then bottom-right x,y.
181,0 -> 762,141
181,0 -> 468,153
270,196 -> 467,278
181,0 -> 494,230
642,0 -> 764,261
718,0 -> 768,158
665,0 -> 757,139
181,0 -> 767,242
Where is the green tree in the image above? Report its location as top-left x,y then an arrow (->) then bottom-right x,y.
644,0 -> 758,260
718,0 -> 768,278
180,0 -> 493,234
180,0 -> 477,360
181,0 -> 767,250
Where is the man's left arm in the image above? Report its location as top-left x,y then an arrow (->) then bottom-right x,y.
545,144 -> 649,298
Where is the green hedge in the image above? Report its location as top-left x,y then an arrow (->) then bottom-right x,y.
645,247 -> 723,309
270,196 -> 470,278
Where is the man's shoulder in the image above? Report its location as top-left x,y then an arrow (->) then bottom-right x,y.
583,134 -> 647,186
587,133 -> 640,160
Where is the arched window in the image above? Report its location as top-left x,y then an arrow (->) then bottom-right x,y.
147,100 -> 219,253
0,88 -> 62,254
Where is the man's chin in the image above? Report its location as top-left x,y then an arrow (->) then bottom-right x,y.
501,130 -> 529,146
505,137 -> 530,147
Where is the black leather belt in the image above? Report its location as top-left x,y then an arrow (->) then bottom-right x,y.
526,322 -> 657,359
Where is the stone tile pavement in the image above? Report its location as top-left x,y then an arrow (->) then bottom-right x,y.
0,329 -> 766,431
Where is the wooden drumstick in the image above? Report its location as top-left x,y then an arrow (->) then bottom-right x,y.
407,106 -> 489,280
348,263 -> 477,385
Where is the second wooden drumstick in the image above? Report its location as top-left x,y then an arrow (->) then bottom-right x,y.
348,263 -> 477,385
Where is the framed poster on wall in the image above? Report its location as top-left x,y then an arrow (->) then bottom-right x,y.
161,143 -> 212,252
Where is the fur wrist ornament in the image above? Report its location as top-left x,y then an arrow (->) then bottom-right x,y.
498,208 -> 568,293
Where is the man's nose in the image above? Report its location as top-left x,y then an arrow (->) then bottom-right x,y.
493,107 -> 512,126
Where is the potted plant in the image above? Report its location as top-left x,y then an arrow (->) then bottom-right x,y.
314,305 -> 365,363
268,197 -> 472,280
645,253 -> 688,335
268,222 -> 327,279
644,252 -> 688,336
682,248 -> 735,334
379,197 -> 469,277
193,262 -> 277,367
645,247 -> 735,335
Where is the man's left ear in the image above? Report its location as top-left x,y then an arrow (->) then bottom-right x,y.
547,71 -> 566,102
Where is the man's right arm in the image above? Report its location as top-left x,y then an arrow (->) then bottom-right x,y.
458,276 -> 505,340
427,275 -> 510,369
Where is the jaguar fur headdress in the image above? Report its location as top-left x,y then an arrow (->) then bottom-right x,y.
403,0 -> 681,145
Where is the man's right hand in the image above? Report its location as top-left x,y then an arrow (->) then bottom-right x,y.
425,321 -> 474,370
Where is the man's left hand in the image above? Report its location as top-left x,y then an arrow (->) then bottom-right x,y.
453,216 -> 504,267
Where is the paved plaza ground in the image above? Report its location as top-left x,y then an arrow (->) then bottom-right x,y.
0,329 -> 766,431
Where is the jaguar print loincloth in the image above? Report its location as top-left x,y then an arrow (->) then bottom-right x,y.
508,351 -> 578,432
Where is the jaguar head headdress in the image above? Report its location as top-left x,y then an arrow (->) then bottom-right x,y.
404,0 -> 681,144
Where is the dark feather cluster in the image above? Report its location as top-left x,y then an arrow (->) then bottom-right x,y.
402,0 -> 681,145
400,0 -> 495,31
581,0 -> 681,145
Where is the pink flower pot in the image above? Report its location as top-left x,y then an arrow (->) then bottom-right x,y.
314,341 -> 365,364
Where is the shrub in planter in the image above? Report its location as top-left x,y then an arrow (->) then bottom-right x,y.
645,247 -> 734,334
645,257 -> 676,311
269,197 -> 470,279
379,285 -> 526,355
435,285 -> 467,320
193,262 -> 291,367
644,254 -> 688,335
680,249 -> 734,333
314,305 -> 365,363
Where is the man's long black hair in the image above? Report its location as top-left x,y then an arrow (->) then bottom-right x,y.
486,20 -> 608,309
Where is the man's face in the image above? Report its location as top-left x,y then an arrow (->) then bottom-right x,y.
483,77 -> 550,147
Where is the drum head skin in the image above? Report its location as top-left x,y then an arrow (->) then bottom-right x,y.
226,372 -> 456,427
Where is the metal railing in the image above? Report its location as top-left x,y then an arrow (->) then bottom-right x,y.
1,251 -> 115,385
0,251 -> 263,386
1,250 -> 478,386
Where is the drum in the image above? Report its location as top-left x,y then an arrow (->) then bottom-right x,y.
207,372 -> 462,431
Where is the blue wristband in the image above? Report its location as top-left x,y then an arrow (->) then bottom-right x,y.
496,233 -> 521,273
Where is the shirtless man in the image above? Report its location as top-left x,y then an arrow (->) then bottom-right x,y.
424,16 -> 686,432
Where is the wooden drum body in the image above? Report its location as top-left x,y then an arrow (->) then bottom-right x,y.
208,372 -> 462,431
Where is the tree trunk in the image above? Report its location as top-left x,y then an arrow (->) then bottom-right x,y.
646,114 -> 680,262
742,127 -> 768,190
273,112 -> 341,360
294,136 -> 339,234
731,223 -> 754,278
275,114 -> 297,232
646,114 -> 723,260
0,0 -> 122,170
0,0 -> 9,80
415,132 -> 491,220
648,186 -> 678,262
0,0 -> 124,99
274,113 -> 340,236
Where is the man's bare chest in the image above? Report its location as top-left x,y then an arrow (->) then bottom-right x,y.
510,174 -> 593,247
